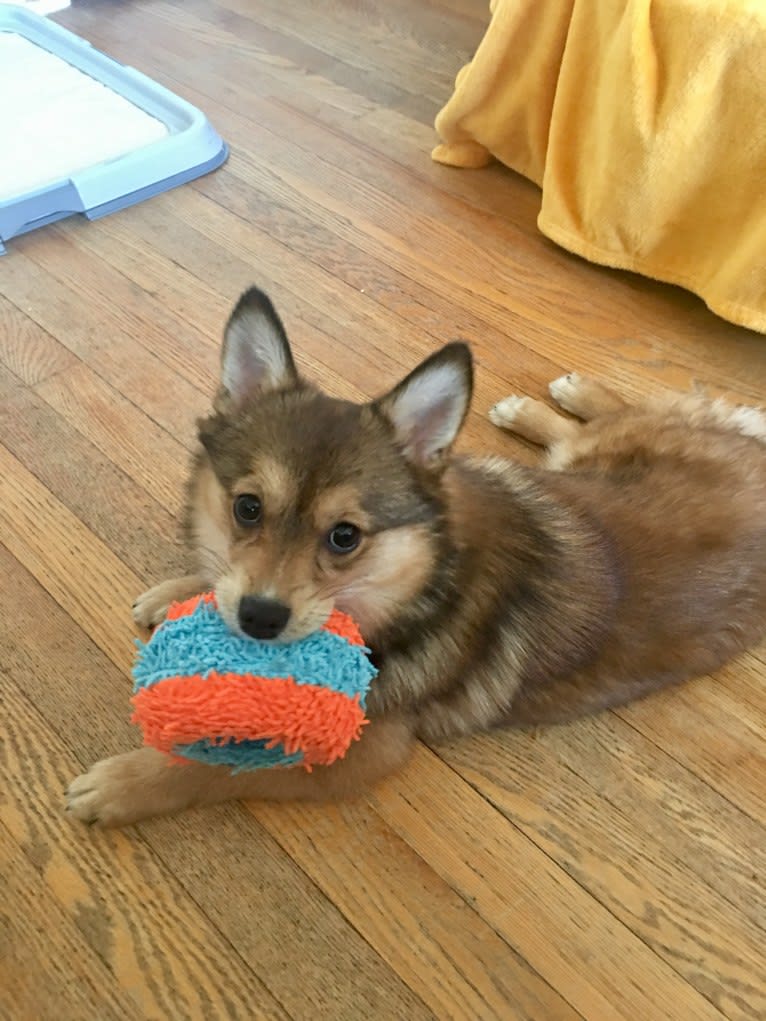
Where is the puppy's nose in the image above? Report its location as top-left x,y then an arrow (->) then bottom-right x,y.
238,596 -> 291,640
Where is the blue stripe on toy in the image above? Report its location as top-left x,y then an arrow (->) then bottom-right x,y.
175,737 -> 304,772
132,597 -> 377,704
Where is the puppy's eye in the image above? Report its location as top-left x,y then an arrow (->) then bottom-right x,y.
233,493 -> 262,526
326,522 -> 361,554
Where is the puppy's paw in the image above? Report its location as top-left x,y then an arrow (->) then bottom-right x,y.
133,586 -> 169,629
133,575 -> 208,628
489,395 -> 529,429
66,749 -> 182,828
548,372 -> 583,413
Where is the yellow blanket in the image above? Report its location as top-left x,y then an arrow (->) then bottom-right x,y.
433,0 -> 766,334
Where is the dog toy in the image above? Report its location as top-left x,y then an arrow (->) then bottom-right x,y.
131,593 -> 377,771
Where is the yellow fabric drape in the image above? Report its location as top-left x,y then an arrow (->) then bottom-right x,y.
434,0 -> 766,333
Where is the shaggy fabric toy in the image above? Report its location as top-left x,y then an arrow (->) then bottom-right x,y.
131,593 -> 377,772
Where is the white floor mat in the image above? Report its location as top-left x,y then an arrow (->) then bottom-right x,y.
0,1 -> 71,14
0,33 -> 168,200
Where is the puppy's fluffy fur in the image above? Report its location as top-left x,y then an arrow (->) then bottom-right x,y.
68,288 -> 766,826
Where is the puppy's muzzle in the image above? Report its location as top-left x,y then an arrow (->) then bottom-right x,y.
238,596 -> 291,640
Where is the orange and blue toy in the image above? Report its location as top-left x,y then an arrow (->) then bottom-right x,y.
131,593 -> 377,771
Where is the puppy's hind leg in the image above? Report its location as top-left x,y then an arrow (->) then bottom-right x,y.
549,372 -> 627,421
490,395 -> 579,448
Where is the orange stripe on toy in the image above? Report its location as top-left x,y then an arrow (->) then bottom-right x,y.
166,591 -> 217,621
322,608 -> 366,646
131,672 -> 367,767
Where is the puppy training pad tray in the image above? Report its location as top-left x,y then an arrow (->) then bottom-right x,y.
0,6 -> 228,253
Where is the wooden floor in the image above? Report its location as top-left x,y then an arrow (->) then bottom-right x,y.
1,0 -> 764,1018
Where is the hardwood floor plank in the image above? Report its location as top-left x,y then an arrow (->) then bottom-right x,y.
54,208 -> 411,398
0,568 -> 288,1019
373,750 -> 728,1021
616,677 -> 766,826
35,360 -> 189,513
0,295 -> 76,386
67,197 -> 519,458
437,725 -> 765,1018
0,248 -> 210,423
61,1 -> 766,401
151,808 -> 435,1021
214,0 -> 475,107
0,440 -> 148,674
0,365 -> 182,586
250,798 -> 581,1021
490,711 -> 765,931
0,823 -> 136,1021
7,233 -> 217,397
0,547 -> 435,1021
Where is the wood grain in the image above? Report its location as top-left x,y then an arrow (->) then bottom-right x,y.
0,543 -> 432,1019
0,364 -> 182,586
438,726 -> 765,1018
0,296 -> 76,385
64,0 -> 766,397
373,751 -> 729,1021
250,798 -> 580,1021
0,824 -> 135,1021
36,360 -> 189,513
0,574 -> 287,1019
0,0 -> 763,1017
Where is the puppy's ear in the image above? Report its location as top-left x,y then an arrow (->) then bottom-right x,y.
375,343 -> 473,468
220,287 -> 298,402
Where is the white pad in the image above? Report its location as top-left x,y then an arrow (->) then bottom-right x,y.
0,1 -> 71,15
0,33 -> 168,201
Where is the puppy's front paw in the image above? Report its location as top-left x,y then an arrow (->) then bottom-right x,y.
132,579 -> 185,628
66,749 -> 183,828
133,587 -> 169,629
133,575 -> 207,628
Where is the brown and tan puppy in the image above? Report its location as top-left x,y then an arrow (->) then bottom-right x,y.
67,287 -> 766,827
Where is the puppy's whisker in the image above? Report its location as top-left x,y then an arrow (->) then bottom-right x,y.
192,541 -> 229,580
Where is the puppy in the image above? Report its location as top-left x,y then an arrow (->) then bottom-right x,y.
67,287 -> 766,826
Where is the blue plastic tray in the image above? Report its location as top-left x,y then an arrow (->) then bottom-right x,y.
0,6 -> 228,252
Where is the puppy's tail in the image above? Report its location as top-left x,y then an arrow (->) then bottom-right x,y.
647,392 -> 766,445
